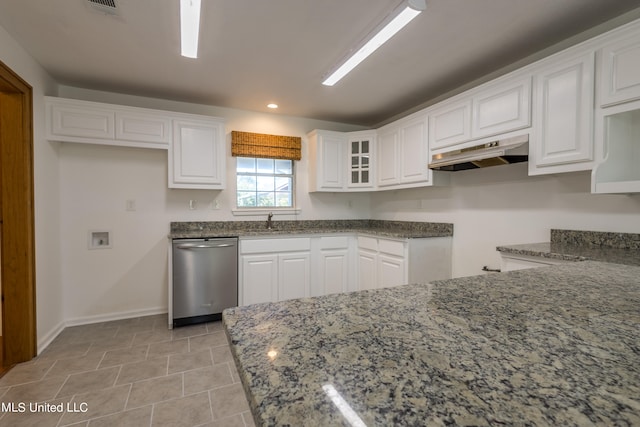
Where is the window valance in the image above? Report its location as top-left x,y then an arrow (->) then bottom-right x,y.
231,131 -> 301,160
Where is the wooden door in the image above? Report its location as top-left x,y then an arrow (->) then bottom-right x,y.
0,59 -> 37,367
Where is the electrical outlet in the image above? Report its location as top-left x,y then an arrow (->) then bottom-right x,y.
189,200 -> 197,210
213,199 -> 220,210
125,199 -> 136,211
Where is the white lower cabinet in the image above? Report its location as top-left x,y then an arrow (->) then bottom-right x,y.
313,236 -> 356,296
241,254 -> 278,305
278,253 -> 311,301
240,238 -> 311,306
357,236 -> 406,290
357,235 -> 452,291
240,234 -> 452,305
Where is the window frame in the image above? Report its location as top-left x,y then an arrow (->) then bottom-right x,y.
233,157 -> 298,213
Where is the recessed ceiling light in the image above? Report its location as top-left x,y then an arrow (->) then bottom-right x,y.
267,103 -> 279,109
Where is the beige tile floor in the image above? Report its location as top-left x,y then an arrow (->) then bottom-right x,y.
0,314 -> 255,427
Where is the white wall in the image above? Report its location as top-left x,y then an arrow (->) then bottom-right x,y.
57,86 -> 370,324
0,24 -> 61,350
370,163 -> 640,278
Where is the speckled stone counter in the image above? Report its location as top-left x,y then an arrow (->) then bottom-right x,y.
170,219 -> 454,239
497,229 -> 640,266
224,261 -> 640,426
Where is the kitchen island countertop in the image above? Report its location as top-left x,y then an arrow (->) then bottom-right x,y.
223,261 -> 640,426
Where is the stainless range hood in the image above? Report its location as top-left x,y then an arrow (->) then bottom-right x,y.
429,134 -> 529,171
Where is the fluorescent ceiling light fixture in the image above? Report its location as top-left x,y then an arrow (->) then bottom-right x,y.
180,0 -> 201,58
322,0 -> 426,86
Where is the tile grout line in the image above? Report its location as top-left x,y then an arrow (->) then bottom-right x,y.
207,386 -> 216,424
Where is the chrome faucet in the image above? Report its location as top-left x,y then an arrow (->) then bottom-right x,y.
266,212 -> 274,229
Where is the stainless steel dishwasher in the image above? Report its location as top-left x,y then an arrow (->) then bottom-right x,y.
172,237 -> 238,327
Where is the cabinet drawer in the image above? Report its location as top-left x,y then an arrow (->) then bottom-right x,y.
378,239 -> 405,257
241,238 -> 311,254
319,236 -> 350,250
357,236 -> 378,251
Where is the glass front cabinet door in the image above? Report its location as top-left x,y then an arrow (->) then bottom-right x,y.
348,132 -> 375,189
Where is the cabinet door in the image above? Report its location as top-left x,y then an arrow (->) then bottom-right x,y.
348,132 -> 375,189
472,76 -> 531,138
531,52 -> 594,173
241,254 -> 277,306
428,100 -> 472,150
49,100 -> 115,140
600,32 -> 640,107
378,254 -> 405,288
308,131 -> 346,191
278,253 -> 311,301
318,249 -> 350,295
115,112 -> 171,147
399,116 -> 429,183
357,249 -> 377,291
170,118 -> 225,189
377,128 -> 399,187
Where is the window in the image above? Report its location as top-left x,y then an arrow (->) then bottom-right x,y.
236,157 -> 294,208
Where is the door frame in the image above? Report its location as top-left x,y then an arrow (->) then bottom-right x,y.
0,59 -> 37,366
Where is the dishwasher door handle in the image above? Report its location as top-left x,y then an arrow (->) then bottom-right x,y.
176,243 -> 235,249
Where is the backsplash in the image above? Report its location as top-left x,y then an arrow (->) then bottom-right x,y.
551,229 -> 640,250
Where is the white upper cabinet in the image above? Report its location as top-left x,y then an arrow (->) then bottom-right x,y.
591,99 -> 640,194
47,96 -> 227,189
599,31 -> 640,107
398,115 -> 430,184
529,51 -> 595,175
46,97 -> 171,149
592,20 -> 640,193
307,130 -> 347,192
376,125 -> 400,187
115,112 -> 171,145
427,74 -> 531,157
169,118 -> 226,189
377,113 -> 439,190
347,131 -> 375,189
428,100 -> 472,150
47,98 -> 115,141
471,76 -> 532,139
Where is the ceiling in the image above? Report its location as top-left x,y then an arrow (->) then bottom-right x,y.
1,0 -> 640,127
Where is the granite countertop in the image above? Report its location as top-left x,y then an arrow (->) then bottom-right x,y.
224,261 -> 640,426
497,229 -> 640,266
170,219 -> 454,240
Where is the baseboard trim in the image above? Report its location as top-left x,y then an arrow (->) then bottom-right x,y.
64,307 -> 167,327
37,307 -> 168,355
37,321 -> 66,355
